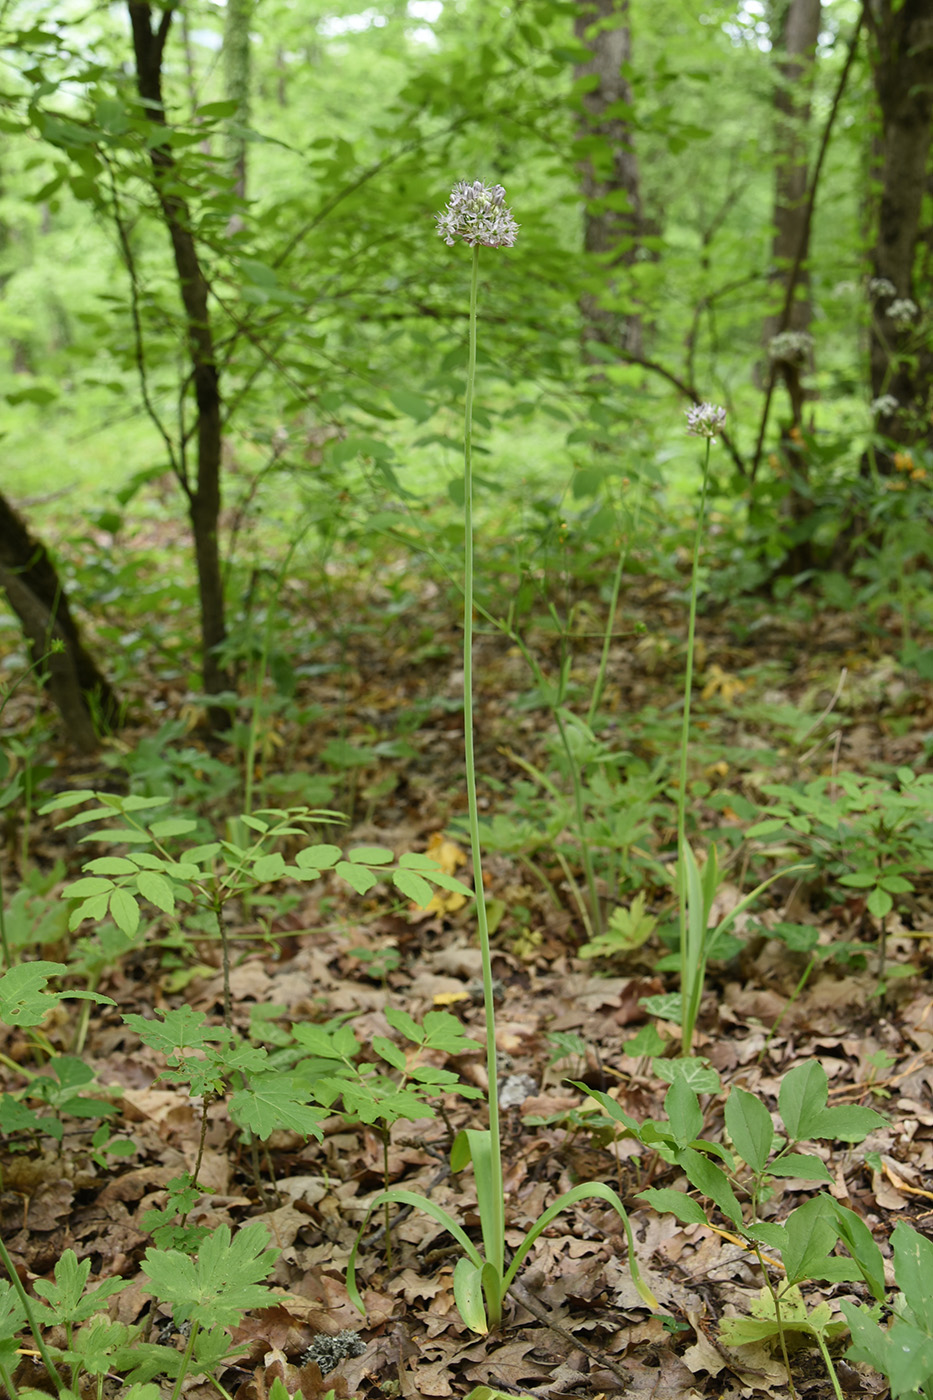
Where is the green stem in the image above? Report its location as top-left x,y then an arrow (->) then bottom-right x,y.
0,857 -> 11,970
753,1256 -> 797,1400
587,502 -> 638,727
813,1324 -> 845,1400
462,242 -> 504,1285
554,709 -> 602,935
0,1233 -> 67,1395
170,1318 -> 201,1400
677,436 -> 713,1056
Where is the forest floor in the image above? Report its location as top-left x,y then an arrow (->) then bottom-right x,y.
2,556 -> 932,1400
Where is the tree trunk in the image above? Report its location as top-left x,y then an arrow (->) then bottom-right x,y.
223,0 -> 254,202
0,493 -> 118,753
865,0 -> 933,455
127,3 -> 231,730
764,0 -> 821,575
573,0 -> 643,359
766,0 -> 821,429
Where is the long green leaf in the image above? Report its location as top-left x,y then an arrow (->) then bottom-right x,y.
502,1181 -> 657,1309
451,1129 -> 505,1276
346,1189 -> 483,1315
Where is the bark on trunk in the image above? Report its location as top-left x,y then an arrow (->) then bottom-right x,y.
223,0 -> 253,202
0,493 -> 118,753
865,0 -> 933,454
766,0 -> 821,429
127,3 -> 231,729
764,0 -> 822,575
574,0 -> 643,359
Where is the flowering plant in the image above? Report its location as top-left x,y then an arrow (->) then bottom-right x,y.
435,179 -> 519,249
348,182 -> 655,1334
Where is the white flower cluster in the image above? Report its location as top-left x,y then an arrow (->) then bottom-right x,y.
685,401 -> 727,440
768,330 -> 813,364
887,298 -> 919,329
435,180 -> 519,249
871,394 -> 899,417
868,277 -> 896,299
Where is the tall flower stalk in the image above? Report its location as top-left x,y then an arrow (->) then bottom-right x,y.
348,183 -> 656,1335
677,403 -> 725,1054
442,179 -> 518,1307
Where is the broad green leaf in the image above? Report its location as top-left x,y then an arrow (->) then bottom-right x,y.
148,818 -> 198,839
252,852 -> 287,882
84,857 -> 138,875
637,1187 -> 707,1226
109,888 -> 140,936
654,1057 -> 722,1094
767,1153 -> 832,1182
842,1303 -> 933,1398
892,1220 -> 933,1334
135,872 -> 175,913
63,876 -> 113,899
384,1005 -> 421,1042
421,1010 -> 478,1054
229,1081 -> 326,1140
348,845 -> 394,864
372,1036 -> 407,1070
778,1061 -> 828,1140
393,868 -> 434,906
780,1196 -> 838,1285
335,860 -> 378,895
809,1103 -> 886,1143
829,1201 -> 886,1302
567,1083 -> 641,1135
664,1077 -> 703,1147
725,1086 -> 773,1172
124,1007 -> 225,1057
141,1223 -> 278,1328
677,1148 -> 743,1230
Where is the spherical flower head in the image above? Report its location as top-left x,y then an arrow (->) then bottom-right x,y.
435,180 -> 519,249
685,402 -> 726,441
768,330 -> 813,365
871,394 -> 899,418
868,276 -> 896,299
887,298 -> 918,329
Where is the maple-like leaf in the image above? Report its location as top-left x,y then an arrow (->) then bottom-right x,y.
141,1222 -> 279,1327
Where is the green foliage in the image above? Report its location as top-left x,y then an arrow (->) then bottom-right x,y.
749,766 -> 933,980
842,1221 -> 933,1400
140,1223 -> 278,1329
579,1064 -> 887,1394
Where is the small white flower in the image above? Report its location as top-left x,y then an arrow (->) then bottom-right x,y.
868,277 -> 897,298
685,402 -> 726,440
435,180 -> 519,249
768,330 -> 813,364
887,298 -> 919,329
871,394 -> 899,417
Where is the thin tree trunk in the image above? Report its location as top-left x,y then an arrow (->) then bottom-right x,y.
574,0 -> 643,359
223,0 -> 253,202
764,0 -> 821,574
766,0 -> 821,429
0,493 -> 118,752
865,0 -> 933,455
127,3 -> 231,730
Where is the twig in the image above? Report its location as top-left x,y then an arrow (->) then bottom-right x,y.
508,1277 -> 633,1391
